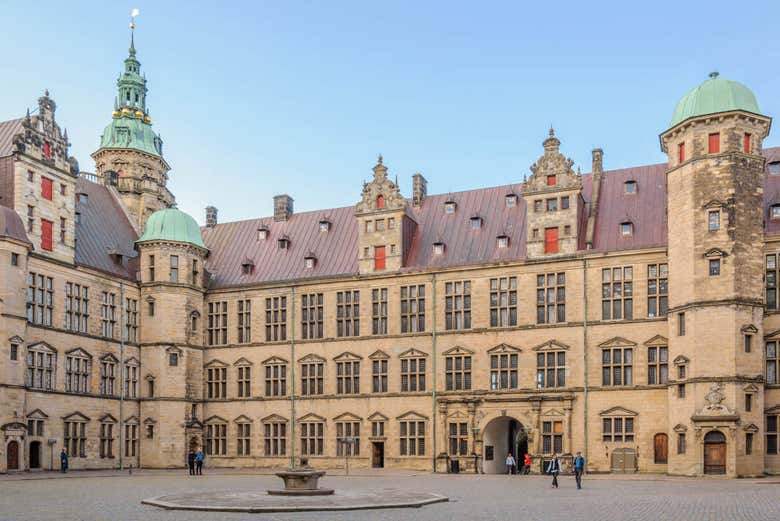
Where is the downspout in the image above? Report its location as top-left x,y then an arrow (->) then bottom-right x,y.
290,286 -> 296,469
119,282 -> 125,471
431,273 -> 438,472
582,258 -> 589,471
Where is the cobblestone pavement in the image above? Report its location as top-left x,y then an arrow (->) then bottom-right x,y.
1,470 -> 779,521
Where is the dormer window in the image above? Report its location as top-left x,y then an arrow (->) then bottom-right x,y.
278,236 -> 290,249
625,181 -> 637,194
77,192 -> 88,204
621,222 -> 633,236
376,195 -> 385,209
470,216 -> 483,230
257,227 -> 269,241
771,205 -> 780,220
319,220 -> 331,232
304,253 -> 317,269
444,201 -> 457,214
497,235 -> 509,248
433,242 -> 445,255
770,162 -> 780,175
241,259 -> 255,275
505,194 -> 517,207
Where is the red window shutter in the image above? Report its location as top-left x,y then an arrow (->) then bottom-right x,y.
546,175 -> 556,186
43,141 -> 51,158
708,133 -> 720,154
376,195 -> 385,209
544,228 -> 559,254
374,246 -> 386,271
744,133 -> 751,154
41,177 -> 53,200
41,219 -> 53,251
678,142 -> 685,163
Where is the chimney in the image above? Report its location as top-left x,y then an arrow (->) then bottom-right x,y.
274,194 -> 294,222
205,206 -> 218,227
412,173 -> 427,207
585,148 -> 605,248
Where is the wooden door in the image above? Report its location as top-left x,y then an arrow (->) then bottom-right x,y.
372,442 -> 384,468
610,448 -> 637,473
704,443 -> 726,474
654,433 -> 668,464
374,246 -> 386,271
544,228 -> 559,254
29,441 -> 41,469
7,441 -> 19,470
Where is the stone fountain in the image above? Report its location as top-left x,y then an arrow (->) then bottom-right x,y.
267,456 -> 334,496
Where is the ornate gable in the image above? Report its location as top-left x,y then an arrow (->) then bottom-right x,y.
125,356 -> 140,366
765,328 -> 780,340
355,155 -> 406,214
542,408 -> 566,417
28,341 -> 56,353
740,324 -> 758,334
66,347 -> 92,359
743,423 -> 759,433
446,410 -> 469,420
598,336 -> 637,349
125,415 -> 139,424
100,353 -> 118,363
99,413 -> 117,423
532,340 -> 570,352
599,406 -> 638,417
673,423 -> 688,433
8,335 -> 24,344
673,355 -> 690,365
526,128 -> 581,193
26,409 -> 48,419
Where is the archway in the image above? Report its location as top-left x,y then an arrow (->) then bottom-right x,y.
189,436 -> 200,451
703,430 -> 726,474
481,416 -> 527,474
29,441 -> 41,469
7,441 -> 19,471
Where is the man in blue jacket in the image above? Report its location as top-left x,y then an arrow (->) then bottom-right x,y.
573,451 -> 585,489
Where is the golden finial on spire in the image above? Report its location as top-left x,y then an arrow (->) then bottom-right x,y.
130,8 -> 139,29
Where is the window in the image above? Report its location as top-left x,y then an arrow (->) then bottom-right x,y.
746,432 -> 754,455
546,198 -> 557,212
301,358 -> 324,395
265,296 -> 287,341
444,201 -> 456,214
546,174 -> 557,186
677,433 -> 686,454
505,194 -> 517,207
206,366 -> 227,399
433,242 -> 444,255
678,383 -> 686,398
647,263 -> 668,317
400,420 -> 425,456
602,417 -> 634,442
400,284 -> 425,333
41,177 -> 53,200
237,299 -> 251,343
773,206 -> 780,220
620,222 -> 633,236
625,181 -> 637,194
336,421 -> 360,456
336,358 -> 360,394
537,351 -> 565,388
542,421 -> 563,454
66,351 -> 90,393
767,414 -> 779,454
26,345 -> 55,390
745,393 -> 752,412
337,290 -> 360,337
401,354 -> 426,392
169,255 -> 179,282
147,377 -> 155,397
264,421 -> 287,456
490,351 -> 518,390
561,196 -> 570,209
372,357 -> 388,393
445,281 -> 471,330
534,200 -> 542,212
445,352 -> 472,391
767,341 -> 779,384
100,291 -> 116,338
27,273 -> 53,325
708,132 -> 720,154
372,288 -> 388,335
365,220 -> 374,233
647,346 -> 668,385
709,211 -> 720,231
64,420 -> 86,457
60,183 -> 66,196
745,334 -> 752,353
59,217 -> 66,243
257,228 -> 269,241
449,422 -> 468,456
148,300 -> 155,317
190,312 -> 198,336
376,219 -> 385,232
191,259 -> 199,285
371,420 -> 385,438
100,357 -> 116,395
100,422 -> 114,458
319,220 -> 330,232
43,141 -> 51,158
10,343 -> 18,361
237,422 -> 251,456
374,245 -> 386,271
376,194 -> 385,209
125,361 -> 138,398
536,272 -> 565,324
301,293 -> 323,340
678,312 -> 686,336
26,205 -> 34,232
124,422 -> 138,457
65,282 -> 89,333
300,422 -> 324,456
148,255 -> 155,281
470,216 -> 482,229
490,277 -> 517,327
11,252 -> 18,266
497,235 -> 509,248
237,365 -> 251,398
27,170 -> 34,182
744,133 -> 751,154
264,360 -> 287,396
709,259 -> 720,276
602,347 -> 633,386
27,418 -> 44,436
544,227 -> 558,253
205,423 -> 227,455
388,217 -> 395,229
124,298 -> 137,342
601,267 -> 633,320
771,163 -> 780,175
678,142 -> 685,163
146,424 -> 154,439
768,255 -> 780,310
564,225 -> 571,235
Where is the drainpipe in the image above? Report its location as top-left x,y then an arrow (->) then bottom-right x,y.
290,286 -> 296,469
582,259 -> 589,471
431,273 -> 438,472
119,282 -> 125,471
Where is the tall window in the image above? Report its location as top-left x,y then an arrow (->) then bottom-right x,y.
602,347 -> 633,386
537,351 -> 565,388
647,263 -> 669,317
708,211 -> 720,231
100,422 -> 114,458
26,345 -> 55,390
400,285 -> 425,333
647,346 -> 669,385
148,255 -> 155,281
191,259 -> 199,285
27,205 -> 34,232
601,267 -> 633,320
400,420 -> 425,456
301,358 -> 324,395
264,360 -> 287,396
336,421 -> 360,456
100,358 -> 116,395
300,422 -> 324,456
401,355 -> 426,392
124,422 -> 138,457
372,357 -> 388,392
536,273 -> 565,324
603,417 -> 634,442
27,273 -> 53,325
301,293 -> 323,339
767,414 -> 779,455
708,132 -> 720,154
100,291 -> 116,338
124,298 -> 137,342
237,422 -> 251,456
449,422 -> 468,456
445,352 -> 472,391
60,217 -> 66,243
237,299 -> 251,343
337,290 -> 360,337
65,283 -> 89,333
445,281 -> 471,330
767,254 -> 780,310
490,351 -> 518,390
207,301 -> 228,346
372,420 -> 386,438
66,352 -> 90,393
767,341 -> 779,384
677,433 -> 686,454
265,296 -> 287,341
490,277 -> 517,327
336,358 -> 360,394
372,288 -> 388,335
205,422 -> 227,455
237,365 -> 251,398
206,366 -> 227,399
542,420 -> 563,454
169,255 -> 179,282
64,420 -> 86,457
125,361 -> 138,398
264,421 -> 287,456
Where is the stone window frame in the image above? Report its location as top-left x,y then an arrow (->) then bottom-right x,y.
124,297 -> 138,342
767,253 -> 780,310
301,292 -> 324,340
234,415 -> 253,457
369,350 -> 389,393
166,346 -> 182,367
265,295 -> 288,342
397,411 -> 427,457
599,337 -> 635,387
765,334 -> 780,385
124,416 -> 139,458
299,354 -> 325,396
536,272 -> 565,324
444,280 -> 472,331
534,340 -> 569,389
399,349 -> 427,393
647,263 -> 668,318
488,344 -> 521,390
489,276 -> 517,327
674,424 -> 687,454
371,288 -> 388,335
27,272 -> 53,326
448,420 -> 469,456
63,412 -> 89,458
237,299 -> 251,344
65,347 -> 92,394
207,301 -> 228,346
262,356 -> 287,397
64,281 -> 89,333
334,413 -> 362,457
204,416 -> 228,456
204,360 -> 228,399
234,358 -> 253,398
99,353 -> 118,396
298,413 -> 326,457
99,413 -> 117,459
766,406 -> 780,455
100,291 -> 117,339
400,284 -> 426,334
334,352 -> 361,395
601,266 -> 633,321
26,409 -> 47,437
599,406 -> 637,443
647,344 -> 669,386
542,417 -> 564,455
262,414 -> 288,456
26,342 -> 57,390
369,412 -> 388,439
443,346 -> 473,391
336,290 -> 360,337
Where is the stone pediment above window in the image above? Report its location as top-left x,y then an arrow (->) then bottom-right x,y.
233,357 -> 253,366
8,335 -> 24,344
704,247 -> 728,258
397,410 -> 428,421
740,324 -> 758,334
599,406 -> 638,417
26,409 -> 48,419
743,383 -> 759,393
233,415 -> 253,424
598,336 -> 637,349
124,416 -> 139,424
532,340 -> 570,352
542,408 -> 566,417
487,343 -> 521,354
63,411 -> 90,422
125,357 -> 140,366
368,412 -> 388,422
262,356 -> 288,365
204,415 -> 228,424
145,296 -> 156,303
165,345 -> 182,355
766,404 -> 780,414
66,347 -> 92,359
333,412 -> 362,422
28,341 -> 57,353
702,199 -> 727,210
399,348 -> 429,359
369,350 -> 390,360
143,417 -> 157,425
355,155 -> 406,214
204,359 -> 228,368
262,414 -> 288,423
100,353 -> 118,363
99,413 -> 117,423
298,412 -> 326,423
643,334 -> 668,347
442,346 -> 474,356
298,353 -> 326,363
673,423 -> 688,433
446,410 -> 468,420
743,423 -> 759,433
145,374 -> 155,381
334,351 -> 362,361
673,355 -> 690,365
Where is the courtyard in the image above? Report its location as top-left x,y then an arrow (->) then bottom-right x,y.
0,469 -> 779,521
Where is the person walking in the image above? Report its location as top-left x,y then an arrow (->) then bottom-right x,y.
523,453 -> 531,475
546,454 -> 561,488
573,451 -> 585,489
60,448 -> 68,473
195,447 -> 204,475
187,449 -> 196,476
505,452 -> 516,475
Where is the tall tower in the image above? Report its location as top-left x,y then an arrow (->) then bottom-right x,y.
660,73 -> 771,477
91,27 -> 174,231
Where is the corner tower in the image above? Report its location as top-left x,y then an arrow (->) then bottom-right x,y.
91,28 -> 174,231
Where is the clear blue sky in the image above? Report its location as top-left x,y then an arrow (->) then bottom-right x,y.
1,1 -> 778,224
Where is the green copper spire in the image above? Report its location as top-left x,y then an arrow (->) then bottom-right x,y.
117,28 -> 147,112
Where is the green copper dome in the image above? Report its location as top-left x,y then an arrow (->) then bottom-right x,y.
99,116 -> 163,157
137,208 -> 207,249
670,72 -> 761,128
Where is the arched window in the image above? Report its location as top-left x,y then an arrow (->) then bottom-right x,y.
704,430 -> 726,443
376,195 -> 385,209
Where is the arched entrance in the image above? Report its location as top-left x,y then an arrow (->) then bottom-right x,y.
29,441 -> 41,469
481,416 -> 527,474
189,436 -> 200,451
703,430 -> 726,474
653,433 -> 668,464
7,441 -> 19,471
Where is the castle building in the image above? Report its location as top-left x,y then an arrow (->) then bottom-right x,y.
1,34 -> 779,478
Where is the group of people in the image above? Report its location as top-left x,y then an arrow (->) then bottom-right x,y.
187,448 -> 205,475
506,451 -> 586,489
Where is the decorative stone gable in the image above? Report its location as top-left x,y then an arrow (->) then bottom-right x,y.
355,156 -> 405,214
526,129 -> 582,194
